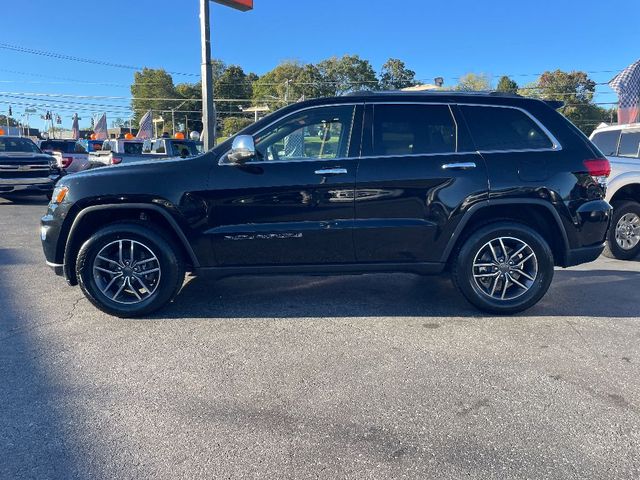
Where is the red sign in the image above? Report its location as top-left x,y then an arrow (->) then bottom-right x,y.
213,0 -> 253,11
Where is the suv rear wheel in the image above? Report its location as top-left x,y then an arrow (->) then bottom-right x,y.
76,222 -> 185,317
452,222 -> 554,314
604,201 -> 640,260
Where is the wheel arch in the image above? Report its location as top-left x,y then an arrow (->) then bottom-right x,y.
63,203 -> 199,285
441,199 -> 570,266
609,182 -> 640,205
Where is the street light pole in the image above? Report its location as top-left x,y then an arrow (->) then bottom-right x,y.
200,0 -> 217,150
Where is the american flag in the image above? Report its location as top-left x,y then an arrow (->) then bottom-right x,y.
71,113 -> 80,140
136,110 -> 153,139
610,59 -> 640,124
94,113 -> 108,140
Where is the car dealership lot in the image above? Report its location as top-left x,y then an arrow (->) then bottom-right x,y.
1,197 -> 639,479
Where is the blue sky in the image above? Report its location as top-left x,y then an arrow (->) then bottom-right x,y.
0,0 -> 638,129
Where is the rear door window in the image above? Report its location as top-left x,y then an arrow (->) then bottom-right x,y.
590,130 -> 620,156
372,104 -> 457,156
617,131 -> 640,158
460,105 -> 554,151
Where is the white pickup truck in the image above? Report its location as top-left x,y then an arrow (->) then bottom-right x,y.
590,123 -> 640,260
88,138 -> 203,168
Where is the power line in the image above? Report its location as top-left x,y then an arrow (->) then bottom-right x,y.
0,43 -> 199,77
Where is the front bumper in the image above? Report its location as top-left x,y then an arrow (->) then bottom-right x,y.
0,175 -> 57,195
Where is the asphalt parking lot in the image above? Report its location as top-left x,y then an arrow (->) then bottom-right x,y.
1,196 -> 639,480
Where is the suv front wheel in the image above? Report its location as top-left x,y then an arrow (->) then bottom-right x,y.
452,222 -> 554,314
76,222 -> 185,317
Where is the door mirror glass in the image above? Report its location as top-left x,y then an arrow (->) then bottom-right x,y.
228,135 -> 256,164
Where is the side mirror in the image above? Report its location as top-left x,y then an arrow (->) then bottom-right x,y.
228,135 -> 255,164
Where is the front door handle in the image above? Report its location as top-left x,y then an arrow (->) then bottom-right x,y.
315,168 -> 348,176
442,162 -> 477,170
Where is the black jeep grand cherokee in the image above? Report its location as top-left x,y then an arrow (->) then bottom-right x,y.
41,91 -> 612,317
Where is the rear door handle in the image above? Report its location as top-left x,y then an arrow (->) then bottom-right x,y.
315,168 -> 348,176
442,162 -> 477,170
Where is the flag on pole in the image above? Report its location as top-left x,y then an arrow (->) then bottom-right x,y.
609,59 -> 640,124
136,110 -> 153,139
71,113 -> 80,140
94,113 -> 108,140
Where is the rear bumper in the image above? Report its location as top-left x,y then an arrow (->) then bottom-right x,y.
563,243 -> 605,267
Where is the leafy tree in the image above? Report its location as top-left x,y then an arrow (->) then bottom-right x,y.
252,61 -> 324,107
316,55 -> 378,95
130,68 -> 179,127
379,58 -> 417,90
496,76 -> 518,94
456,73 -> 491,91
175,82 -> 203,135
215,65 -> 253,117
0,115 -> 19,127
520,70 -> 605,134
222,116 -> 253,137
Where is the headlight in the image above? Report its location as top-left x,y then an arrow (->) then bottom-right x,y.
51,185 -> 69,204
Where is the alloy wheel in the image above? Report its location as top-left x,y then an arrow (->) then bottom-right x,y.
472,236 -> 539,301
92,239 -> 161,304
615,213 -> 640,251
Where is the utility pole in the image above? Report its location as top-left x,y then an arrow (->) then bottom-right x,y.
200,0 -> 216,150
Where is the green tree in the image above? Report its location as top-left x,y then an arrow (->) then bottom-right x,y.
316,55 -> 378,96
456,73 -> 491,91
252,61 -> 324,107
379,58 -> 417,90
215,65 -> 253,117
130,68 -> 179,127
520,70 -> 605,134
496,76 -> 518,94
0,115 -> 19,128
222,116 -> 253,137
175,82 -> 203,135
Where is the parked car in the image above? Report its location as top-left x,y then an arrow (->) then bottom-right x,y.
38,139 -> 90,174
41,91 -> 612,317
590,123 -> 640,259
88,139 -> 158,167
88,138 -> 202,168
142,138 -> 203,157
0,136 -> 58,199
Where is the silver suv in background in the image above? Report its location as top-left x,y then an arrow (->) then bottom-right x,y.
590,123 -> 640,260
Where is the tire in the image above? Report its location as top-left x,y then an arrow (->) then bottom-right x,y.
603,201 -> 640,260
76,222 -> 185,317
452,222 -> 554,315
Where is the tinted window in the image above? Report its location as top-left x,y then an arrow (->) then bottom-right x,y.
124,143 -> 143,155
255,105 -> 355,162
461,105 -> 553,151
590,130 -> 620,156
74,142 -> 87,153
40,140 -> 76,153
617,131 -> 640,158
0,137 -> 41,153
372,104 -> 456,156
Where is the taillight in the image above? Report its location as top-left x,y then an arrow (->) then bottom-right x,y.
61,156 -> 73,168
111,156 -> 123,165
583,158 -> 611,178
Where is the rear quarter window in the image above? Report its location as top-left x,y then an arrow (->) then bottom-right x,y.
591,130 -> 621,156
617,131 -> 640,158
461,105 -> 554,151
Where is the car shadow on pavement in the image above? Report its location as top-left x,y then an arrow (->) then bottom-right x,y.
0,195 -> 49,206
0,254 -> 84,478
152,267 -> 640,320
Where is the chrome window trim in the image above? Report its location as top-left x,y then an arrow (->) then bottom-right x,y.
218,99 -> 563,166
218,103 -> 363,166
363,101 -> 562,155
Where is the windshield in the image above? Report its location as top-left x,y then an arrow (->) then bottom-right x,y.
0,137 -> 42,153
124,142 -> 143,155
40,140 -> 76,153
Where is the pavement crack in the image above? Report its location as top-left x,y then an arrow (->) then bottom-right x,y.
0,295 -> 85,343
